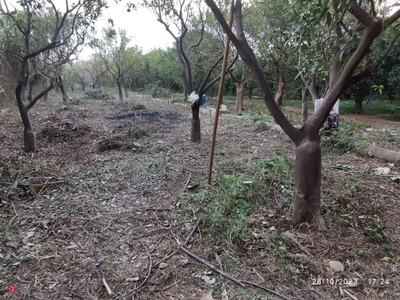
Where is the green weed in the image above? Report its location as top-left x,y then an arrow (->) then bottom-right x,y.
382,244 -> 396,260
243,111 -> 274,123
321,119 -> 368,154
252,153 -> 293,204
267,231 -> 290,267
377,128 -> 398,143
362,215 -> 386,243
201,174 -> 252,241
84,88 -> 113,100
340,100 -> 400,115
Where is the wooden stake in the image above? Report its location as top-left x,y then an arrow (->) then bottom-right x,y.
208,0 -> 234,185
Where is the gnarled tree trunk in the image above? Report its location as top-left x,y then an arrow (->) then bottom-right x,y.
57,75 -> 70,105
16,82 -> 37,152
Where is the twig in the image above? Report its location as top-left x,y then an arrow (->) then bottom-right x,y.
91,237 -> 113,295
179,224 -> 291,300
183,172 -> 191,190
183,220 -> 199,247
136,240 -> 153,290
8,202 -> 19,226
241,280 -> 292,300
152,251 -> 178,269
122,240 -> 154,299
71,291 -> 85,299
342,288 -> 358,300
150,238 -> 163,253
180,246 -> 244,287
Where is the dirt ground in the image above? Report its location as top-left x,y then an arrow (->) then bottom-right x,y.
0,94 -> 399,300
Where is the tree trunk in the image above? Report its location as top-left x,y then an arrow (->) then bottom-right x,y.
292,140 -> 327,230
235,80 -> 245,112
28,82 -> 34,103
301,85 -> 308,124
123,81 -> 129,98
16,83 -> 37,152
117,81 -> 124,101
57,76 -> 70,105
191,104 -> 201,142
274,73 -> 285,107
355,97 -> 363,114
248,85 -> 253,100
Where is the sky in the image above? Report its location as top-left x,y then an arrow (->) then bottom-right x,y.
89,4 -> 176,54
5,0 -> 176,58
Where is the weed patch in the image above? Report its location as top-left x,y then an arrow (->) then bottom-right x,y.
320,119 -> 368,154
201,174 -> 252,241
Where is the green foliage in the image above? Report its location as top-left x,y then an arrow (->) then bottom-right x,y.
357,249 -> 366,256
340,100 -> 400,115
382,244 -> 396,260
376,128 -> 397,143
320,119 -> 367,155
84,88 -> 113,100
361,215 -> 387,243
201,174 -> 252,241
252,152 -> 293,204
151,86 -> 170,98
371,84 -> 384,95
244,112 -> 274,123
267,231 -> 290,267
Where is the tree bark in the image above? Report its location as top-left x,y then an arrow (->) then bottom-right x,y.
292,140 -> 327,230
301,85 -> 308,124
206,0 -> 392,231
248,85 -> 253,100
191,103 -> 201,142
235,80 -> 245,112
57,75 -> 70,105
16,82 -> 37,152
357,144 -> 400,163
355,97 -> 363,114
117,80 -> 124,101
274,73 -> 285,107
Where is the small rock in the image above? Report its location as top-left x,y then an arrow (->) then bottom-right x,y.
374,167 -> 390,175
329,260 -> 344,272
159,262 -> 168,269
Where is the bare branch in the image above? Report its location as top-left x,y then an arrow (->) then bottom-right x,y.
206,0 -> 299,144
27,77 -> 56,111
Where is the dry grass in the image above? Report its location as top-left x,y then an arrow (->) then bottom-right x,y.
0,94 -> 399,299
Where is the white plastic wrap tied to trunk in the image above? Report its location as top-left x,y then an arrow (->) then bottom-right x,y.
314,98 -> 340,115
314,98 -> 340,130
188,91 -> 207,106
188,91 -> 199,105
